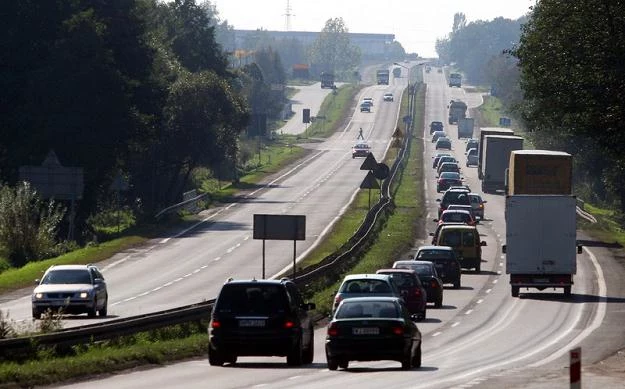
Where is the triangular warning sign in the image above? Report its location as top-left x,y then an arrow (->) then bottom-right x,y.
360,171 -> 380,189
359,153 -> 377,170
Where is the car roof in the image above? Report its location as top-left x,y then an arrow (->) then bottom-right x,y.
442,209 -> 471,214
223,278 -> 288,286
416,245 -> 453,252
468,192 -> 482,198
376,268 -> 417,275
439,224 -> 478,231
440,172 -> 460,177
384,92 -> 393,95
439,162 -> 459,166
338,296 -> 402,304
354,143 -> 369,148
47,264 -> 93,271
343,274 -> 391,281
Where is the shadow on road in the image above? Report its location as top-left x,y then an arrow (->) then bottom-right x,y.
577,239 -> 622,249
520,293 -> 625,304
224,362 -> 327,370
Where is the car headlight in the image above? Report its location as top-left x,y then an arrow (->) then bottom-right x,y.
35,293 -> 43,299
80,292 -> 89,299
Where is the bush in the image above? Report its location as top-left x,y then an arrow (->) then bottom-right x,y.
0,182 -> 66,267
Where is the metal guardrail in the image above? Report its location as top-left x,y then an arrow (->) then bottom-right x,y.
576,206 -> 597,224
0,83 -> 420,355
155,191 -> 209,219
0,300 -> 214,356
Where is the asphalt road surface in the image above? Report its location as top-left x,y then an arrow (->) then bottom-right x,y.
44,67 -> 625,388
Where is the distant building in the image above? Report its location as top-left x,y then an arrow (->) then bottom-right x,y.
233,30 -> 395,57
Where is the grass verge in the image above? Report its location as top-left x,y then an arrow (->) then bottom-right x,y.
304,84 -> 362,138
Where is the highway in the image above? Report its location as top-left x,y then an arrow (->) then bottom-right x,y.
50,67 -> 625,388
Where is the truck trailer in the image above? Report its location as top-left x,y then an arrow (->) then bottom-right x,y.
477,127 -> 514,179
449,73 -> 462,87
376,69 -> 390,85
457,118 -> 474,139
320,72 -> 335,89
503,195 -> 581,297
506,150 -> 572,195
481,135 -> 524,193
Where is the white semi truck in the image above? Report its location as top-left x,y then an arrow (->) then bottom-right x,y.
481,135 -> 524,193
503,195 -> 581,297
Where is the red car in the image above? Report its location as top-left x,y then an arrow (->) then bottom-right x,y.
376,269 -> 427,321
435,209 -> 476,226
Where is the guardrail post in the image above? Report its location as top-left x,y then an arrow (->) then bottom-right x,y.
570,347 -> 581,389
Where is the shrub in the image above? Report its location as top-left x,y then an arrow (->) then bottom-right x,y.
0,182 -> 66,266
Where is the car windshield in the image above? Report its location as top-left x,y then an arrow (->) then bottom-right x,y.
41,269 -> 92,285
216,284 -> 289,315
335,301 -> 399,319
417,250 -> 454,260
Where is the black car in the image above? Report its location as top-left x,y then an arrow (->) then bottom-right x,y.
325,297 -> 422,370
208,278 -> 316,366
414,246 -> 462,289
393,260 -> 444,308
430,121 -> 444,134
436,188 -> 471,218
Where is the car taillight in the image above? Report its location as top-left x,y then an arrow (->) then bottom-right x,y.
431,280 -> 438,288
392,326 -> 404,336
284,320 -> 295,329
413,288 -> 422,297
327,323 -> 339,337
211,319 -> 221,329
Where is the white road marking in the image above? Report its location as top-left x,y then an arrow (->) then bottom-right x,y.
452,322 -> 460,327
486,288 -> 492,294
492,279 -> 498,284
476,299 -> 483,304
288,376 -> 302,380
465,309 -> 473,315
214,257 -> 221,261
432,331 -> 442,337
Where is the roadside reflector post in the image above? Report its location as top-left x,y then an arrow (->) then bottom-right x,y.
570,347 -> 581,389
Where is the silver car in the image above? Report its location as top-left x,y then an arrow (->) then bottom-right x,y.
32,264 -> 108,319
466,148 -> 478,166
332,274 -> 400,313
468,192 -> 487,219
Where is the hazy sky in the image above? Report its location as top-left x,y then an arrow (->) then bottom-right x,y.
213,0 -> 536,57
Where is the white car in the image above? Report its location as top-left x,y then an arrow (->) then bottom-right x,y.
383,93 -> 394,102
363,97 -> 374,106
466,148 -> 478,166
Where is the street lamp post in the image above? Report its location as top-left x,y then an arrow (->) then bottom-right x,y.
393,62 -> 411,92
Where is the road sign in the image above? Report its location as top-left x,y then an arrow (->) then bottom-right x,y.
303,109 -> 311,123
359,153 -> 377,170
499,117 -> 511,127
360,171 -> 380,189
19,150 -> 84,200
393,127 -> 403,138
374,163 -> 390,180
253,214 -> 306,241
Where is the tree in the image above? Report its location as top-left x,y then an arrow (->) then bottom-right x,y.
513,0 -> 625,211
308,18 -> 361,76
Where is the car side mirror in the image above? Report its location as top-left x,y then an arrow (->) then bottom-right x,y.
433,219 -> 439,222
436,199 -> 441,202
35,279 -> 40,285
94,278 -> 104,284
502,245 -> 507,254
481,241 -> 487,246
429,232 -> 434,236
482,200 -> 487,203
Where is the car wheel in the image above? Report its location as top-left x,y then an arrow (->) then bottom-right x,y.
287,337 -> 303,366
511,286 -> 520,297
435,297 -> 443,308
412,344 -> 422,368
339,359 -> 349,369
32,308 -> 41,320
88,300 -> 97,317
475,263 -> 481,273
401,351 -> 412,370
303,332 -> 314,364
98,298 -> 107,317
454,279 -> 461,289
420,309 -> 427,321
227,355 -> 237,365
327,357 -> 339,371
564,286 -> 572,297
208,347 -> 224,366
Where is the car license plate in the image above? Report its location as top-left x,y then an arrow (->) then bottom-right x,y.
353,327 -> 379,335
533,278 -> 550,283
239,319 -> 266,327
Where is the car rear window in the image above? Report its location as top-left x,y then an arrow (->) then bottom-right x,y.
336,301 -> 398,319
442,212 -> 471,223
417,250 -> 454,260
386,273 -> 416,288
342,279 -> 391,294
440,230 -> 462,246
216,284 -> 289,315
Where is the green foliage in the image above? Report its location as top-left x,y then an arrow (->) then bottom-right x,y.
0,183 -> 65,267
87,208 -> 136,237
0,310 -> 16,339
513,0 -> 625,212
37,309 -> 65,334
308,18 -> 361,76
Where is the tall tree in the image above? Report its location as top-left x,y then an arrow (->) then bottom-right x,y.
514,0 -> 625,211
308,18 -> 361,75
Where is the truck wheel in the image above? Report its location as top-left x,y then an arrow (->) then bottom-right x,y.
564,286 -> 572,297
511,286 -> 519,298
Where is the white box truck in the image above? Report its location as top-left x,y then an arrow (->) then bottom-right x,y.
503,195 -> 581,297
481,135 -> 524,193
457,118 -> 474,139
